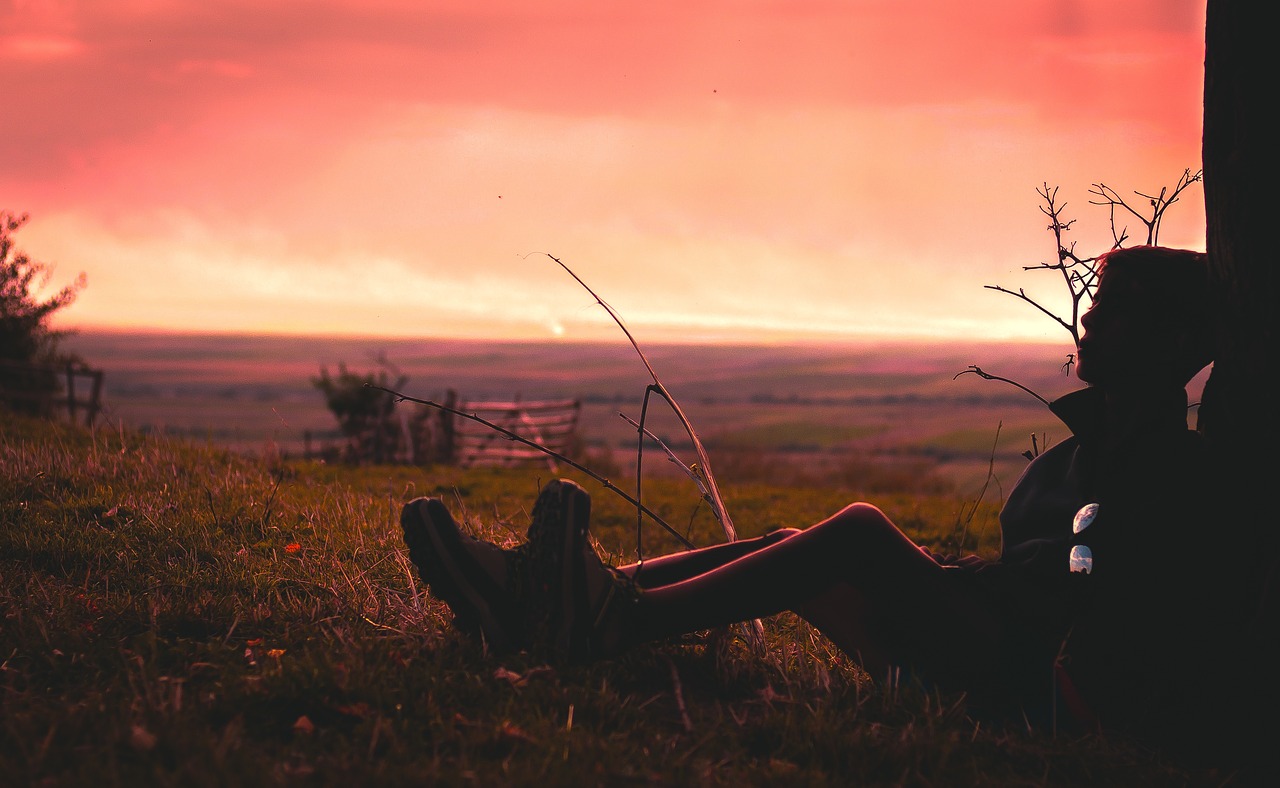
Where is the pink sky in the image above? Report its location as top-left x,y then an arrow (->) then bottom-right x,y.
2,0 -> 1208,344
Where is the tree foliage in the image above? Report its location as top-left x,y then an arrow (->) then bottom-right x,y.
0,211 -> 86,414
311,359 -> 408,464
1,211 -> 82,363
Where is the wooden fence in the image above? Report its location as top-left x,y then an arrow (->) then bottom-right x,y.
0,360 -> 104,426
308,391 -> 581,470
441,393 -> 581,471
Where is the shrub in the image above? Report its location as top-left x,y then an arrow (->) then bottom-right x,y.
0,211 -> 85,415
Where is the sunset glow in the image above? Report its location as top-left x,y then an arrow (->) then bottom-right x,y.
2,0 -> 1208,344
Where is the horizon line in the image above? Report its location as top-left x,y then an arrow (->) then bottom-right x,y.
59,321 -> 1072,350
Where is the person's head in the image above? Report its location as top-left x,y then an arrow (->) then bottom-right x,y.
1076,245 -> 1214,388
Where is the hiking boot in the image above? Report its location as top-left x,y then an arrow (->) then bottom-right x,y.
401,497 -> 527,652
522,478 -> 640,662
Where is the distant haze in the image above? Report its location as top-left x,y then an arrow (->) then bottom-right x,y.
4,1 -> 1207,344
66,329 -> 1105,490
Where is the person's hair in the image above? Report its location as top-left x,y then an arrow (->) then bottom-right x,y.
1095,245 -> 1214,380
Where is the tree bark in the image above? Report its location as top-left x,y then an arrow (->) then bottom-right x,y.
1203,2 -> 1278,585
1201,0 -> 1278,769
1202,4 -> 1277,459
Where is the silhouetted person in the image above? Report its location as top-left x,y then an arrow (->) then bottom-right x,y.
403,245 -> 1240,765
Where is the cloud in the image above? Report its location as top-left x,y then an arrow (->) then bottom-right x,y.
4,0 -> 1206,344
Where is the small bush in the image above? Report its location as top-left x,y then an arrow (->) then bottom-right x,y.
0,210 -> 85,415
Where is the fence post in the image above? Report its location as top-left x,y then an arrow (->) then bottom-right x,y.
441,389 -> 458,463
64,364 -> 76,422
87,369 -> 103,426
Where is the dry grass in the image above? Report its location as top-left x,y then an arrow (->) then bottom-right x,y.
0,412 -> 1235,786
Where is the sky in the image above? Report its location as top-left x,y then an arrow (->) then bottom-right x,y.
2,0 -> 1209,346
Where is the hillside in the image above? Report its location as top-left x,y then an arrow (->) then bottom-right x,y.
0,412 -> 1220,786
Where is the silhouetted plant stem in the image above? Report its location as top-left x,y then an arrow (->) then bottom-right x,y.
953,366 -> 1048,406
545,254 -> 738,548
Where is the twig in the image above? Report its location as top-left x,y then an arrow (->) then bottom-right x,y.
624,400 -> 719,570
953,366 -> 1048,406
547,255 -> 767,653
545,254 -> 737,544
953,423 -> 1003,552
663,654 -> 695,733
1088,168 -> 1202,246
981,284 -> 1078,338
619,412 -> 712,497
368,385 -> 694,550
634,384 -> 658,565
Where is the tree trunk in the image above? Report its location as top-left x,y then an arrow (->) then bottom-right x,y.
1201,0 -> 1278,768
1202,2 -> 1278,588
1202,5 -> 1277,457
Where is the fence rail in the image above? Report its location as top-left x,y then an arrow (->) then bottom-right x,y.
307,391 -> 581,469
448,397 -> 581,471
0,360 -> 104,426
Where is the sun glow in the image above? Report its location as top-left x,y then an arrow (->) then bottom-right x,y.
4,1 -> 1207,344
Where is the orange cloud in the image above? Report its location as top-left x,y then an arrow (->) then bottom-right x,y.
3,0 -> 1207,344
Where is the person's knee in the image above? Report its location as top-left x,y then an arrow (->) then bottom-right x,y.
818,502 -> 900,550
832,502 -> 892,528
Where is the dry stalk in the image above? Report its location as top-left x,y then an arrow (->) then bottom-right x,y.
618,413 -> 714,504
951,422 -> 1004,553
545,254 -> 737,549
662,653 -> 695,733
952,366 -> 1047,406
547,255 -> 769,652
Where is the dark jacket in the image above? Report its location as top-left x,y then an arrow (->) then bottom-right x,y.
988,387 -> 1233,751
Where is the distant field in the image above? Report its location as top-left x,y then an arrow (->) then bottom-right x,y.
64,329 -> 1205,493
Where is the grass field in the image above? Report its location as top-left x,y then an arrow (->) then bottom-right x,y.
64,330 -> 1119,495
0,411 -> 1235,786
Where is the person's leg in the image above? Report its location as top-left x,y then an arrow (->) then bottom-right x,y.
617,503 -> 1007,690
616,528 -> 802,588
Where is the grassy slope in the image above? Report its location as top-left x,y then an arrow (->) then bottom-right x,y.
0,414 -> 1215,786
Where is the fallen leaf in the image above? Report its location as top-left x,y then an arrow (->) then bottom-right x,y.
130,724 -> 157,752
496,720 -> 536,744
493,665 -> 553,688
336,702 -> 373,719
452,712 -> 475,728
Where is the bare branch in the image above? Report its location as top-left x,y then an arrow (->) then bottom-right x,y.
982,284 -> 1076,338
619,411 -> 713,505
1088,168 -> 1202,246
953,366 -> 1048,406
